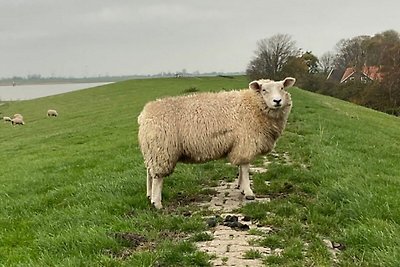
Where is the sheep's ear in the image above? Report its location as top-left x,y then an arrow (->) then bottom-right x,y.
282,77 -> 296,88
249,81 -> 261,91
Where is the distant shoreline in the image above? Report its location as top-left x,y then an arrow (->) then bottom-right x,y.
0,82 -> 113,101
0,78 -> 124,87
0,81 -> 112,87
0,73 -> 245,86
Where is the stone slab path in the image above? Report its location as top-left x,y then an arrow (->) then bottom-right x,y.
195,153 -> 340,266
196,165 -> 279,267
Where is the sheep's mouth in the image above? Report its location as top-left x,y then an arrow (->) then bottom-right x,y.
264,104 -> 286,113
269,104 -> 281,110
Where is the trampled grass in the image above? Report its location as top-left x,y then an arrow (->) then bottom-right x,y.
1,76 -> 400,266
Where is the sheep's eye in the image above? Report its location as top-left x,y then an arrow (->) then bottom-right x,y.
261,89 -> 266,93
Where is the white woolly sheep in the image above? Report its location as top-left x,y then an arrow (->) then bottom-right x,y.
11,117 -> 25,125
13,114 -> 23,120
47,109 -> 58,117
3,116 -> 12,123
138,77 -> 296,209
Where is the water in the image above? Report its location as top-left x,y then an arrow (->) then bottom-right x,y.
0,82 -> 112,101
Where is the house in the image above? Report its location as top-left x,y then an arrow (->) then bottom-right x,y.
327,66 -> 382,83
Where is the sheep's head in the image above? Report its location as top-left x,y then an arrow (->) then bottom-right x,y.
249,77 -> 296,110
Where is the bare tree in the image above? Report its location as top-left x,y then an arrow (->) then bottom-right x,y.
334,36 -> 369,69
246,34 -> 300,80
319,51 -> 335,74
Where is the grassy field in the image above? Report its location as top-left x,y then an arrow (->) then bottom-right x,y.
1,76 -> 400,266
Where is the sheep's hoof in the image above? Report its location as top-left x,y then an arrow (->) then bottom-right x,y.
152,202 -> 163,209
245,195 -> 255,200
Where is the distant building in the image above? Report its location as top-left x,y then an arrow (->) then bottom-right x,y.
327,66 -> 383,83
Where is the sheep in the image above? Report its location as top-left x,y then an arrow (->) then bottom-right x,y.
47,109 -> 58,117
11,117 -> 25,125
13,114 -> 23,120
138,77 -> 296,209
3,116 -> 12,123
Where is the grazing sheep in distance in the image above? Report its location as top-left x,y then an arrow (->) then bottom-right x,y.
11,117 -> 24,125
13,114 -> 23,120
47,109 -> 58,117
3,116 -> 12,123
138,77 -> 296,209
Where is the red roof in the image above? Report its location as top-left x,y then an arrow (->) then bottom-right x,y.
340,67 -> 356,83
362,66 -> 383,81
340,66 -> 383,83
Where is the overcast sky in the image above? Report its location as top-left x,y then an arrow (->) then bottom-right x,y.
1,0 -> 399,78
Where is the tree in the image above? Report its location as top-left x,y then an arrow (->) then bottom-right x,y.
334,36 -> 370,69
380,42 -> 400,113
301,51 -> 319,74
364,30 -> 400,66
281,56 -> 308,78
359,30 -> 400,114
246,34 -> 300,80
319,52 -> 335,74
280,51 -> 318,78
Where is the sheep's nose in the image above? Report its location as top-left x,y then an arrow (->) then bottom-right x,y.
273,99 -> 282,106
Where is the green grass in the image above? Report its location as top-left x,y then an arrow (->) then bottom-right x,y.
243,249 -> 263,259
1,76 -> 400,266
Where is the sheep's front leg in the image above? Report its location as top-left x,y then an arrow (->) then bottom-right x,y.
237,166 -> 243,189
146,168 -> 152,199
151,176 -> 164,209
239,164 -> 255,200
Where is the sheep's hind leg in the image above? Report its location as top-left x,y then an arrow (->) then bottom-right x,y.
239,164 -> 255,200
146,168 -> 152,199
151,176 -> 164,209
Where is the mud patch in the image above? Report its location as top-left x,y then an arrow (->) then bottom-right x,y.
167,188 -> 218,211
106,232 -> 154,259
158,230 -> 188,240
113,232 -> 147,247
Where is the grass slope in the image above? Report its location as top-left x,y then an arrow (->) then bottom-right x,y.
1,76 -> 400,266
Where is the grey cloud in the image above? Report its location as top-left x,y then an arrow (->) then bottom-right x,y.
0,0 -> 399,77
